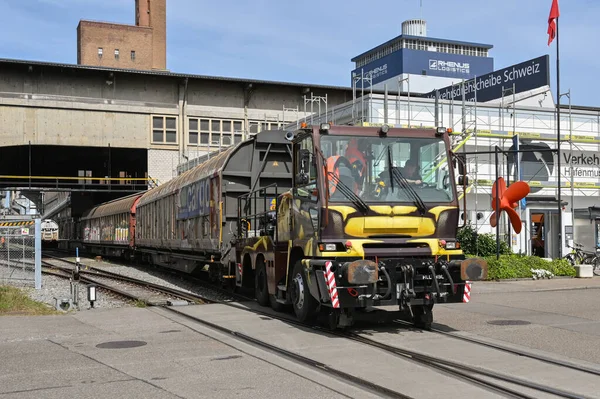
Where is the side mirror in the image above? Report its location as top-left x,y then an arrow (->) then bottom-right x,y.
458,175 -> 469,186
296,173 -> 309,185
298,149 -> 311,172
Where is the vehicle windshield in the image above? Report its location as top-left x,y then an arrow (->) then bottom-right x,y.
320,135 -> 454,203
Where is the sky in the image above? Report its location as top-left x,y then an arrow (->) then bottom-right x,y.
0,0 -> 598,106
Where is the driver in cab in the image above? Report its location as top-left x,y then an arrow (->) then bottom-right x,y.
378,158 -> 423,186
398,158 -> 422,185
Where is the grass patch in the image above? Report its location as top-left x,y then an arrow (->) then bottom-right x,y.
484,254 -> 576,280
133,300 -> 147,308
0,286 -> 58,315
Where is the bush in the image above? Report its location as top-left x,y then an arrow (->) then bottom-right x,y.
457,224 -> 510,257
484,254 -> 576,280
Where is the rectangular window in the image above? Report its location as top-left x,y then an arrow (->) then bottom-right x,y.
211,120 -> 221,145
114,49 -> 119,60
98,47 -> 103,58
188,118 -> 198,144
200,119 -> 210,144
233,121 -> 243,132
152,115 -> 177,144
131,50 -> 136,61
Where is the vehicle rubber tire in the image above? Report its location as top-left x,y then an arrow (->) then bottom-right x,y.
255,261 -> 269,307
564,254 -> 575,266
290,260 -> 319,323
413,305 -> 433,331
269,294 -> 286,312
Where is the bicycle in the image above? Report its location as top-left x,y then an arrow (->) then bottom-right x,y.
588,247 -> 600,277
564,243 -> 597,266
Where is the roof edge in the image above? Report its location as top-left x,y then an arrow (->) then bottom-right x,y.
0,57 -> 354,92
351,34 -> 494,62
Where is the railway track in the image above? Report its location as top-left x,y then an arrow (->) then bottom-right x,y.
394,319 -> 600,378
164,303 -> 593,399
41,256 -> 215,306
42,252 -> 594,397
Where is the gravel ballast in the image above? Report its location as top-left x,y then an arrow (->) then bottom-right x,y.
3,252 -> 240,312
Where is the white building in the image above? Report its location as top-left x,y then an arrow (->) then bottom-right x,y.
294,84 -> 600,259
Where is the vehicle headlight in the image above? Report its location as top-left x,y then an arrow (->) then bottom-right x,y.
318,242 -> 342,252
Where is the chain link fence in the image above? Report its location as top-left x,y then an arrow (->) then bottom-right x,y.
0,218 -> 41,289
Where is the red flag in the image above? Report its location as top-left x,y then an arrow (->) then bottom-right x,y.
547,0 -> 560,45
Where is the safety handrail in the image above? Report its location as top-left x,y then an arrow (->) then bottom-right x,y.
237,183 -> 280,242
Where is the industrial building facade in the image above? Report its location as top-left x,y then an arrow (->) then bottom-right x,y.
0,57 -> 354,228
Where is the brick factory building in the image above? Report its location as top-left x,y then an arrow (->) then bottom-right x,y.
77,0 -> 167,70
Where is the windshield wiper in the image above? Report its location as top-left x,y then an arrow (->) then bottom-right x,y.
317,149 -> 369,214
387,150 -> 427,215
391,168 -> 427,215
326,171 -> 369,214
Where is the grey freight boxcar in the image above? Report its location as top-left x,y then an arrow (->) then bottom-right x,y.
81,193 -> 143,258
135,130 -> 293,280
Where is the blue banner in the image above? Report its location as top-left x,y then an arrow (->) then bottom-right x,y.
402,49 -> 493,79
178,178 -> 211,220
351,49 -> 494,87
424,55 -> 550,103
351,52 -> 404,87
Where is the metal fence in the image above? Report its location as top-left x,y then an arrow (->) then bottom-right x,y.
0,218 -> 41,289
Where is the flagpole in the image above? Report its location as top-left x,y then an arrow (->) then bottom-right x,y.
556,15 -> 562,259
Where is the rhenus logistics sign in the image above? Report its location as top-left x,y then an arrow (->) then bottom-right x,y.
424,55 -> 549,103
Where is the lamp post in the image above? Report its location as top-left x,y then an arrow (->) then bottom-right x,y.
559,90 -> 572,253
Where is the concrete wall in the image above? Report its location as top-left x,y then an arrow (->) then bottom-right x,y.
0,60 -> 355,186
0,102 -> 154,148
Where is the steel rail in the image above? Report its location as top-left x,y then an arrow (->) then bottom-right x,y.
163,306 -> 414,399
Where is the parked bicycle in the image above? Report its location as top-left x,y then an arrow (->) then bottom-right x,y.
564,243 -> 600,276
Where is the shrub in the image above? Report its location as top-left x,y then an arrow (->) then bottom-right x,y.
484,254 -> 576,280
457,224 -> 510,257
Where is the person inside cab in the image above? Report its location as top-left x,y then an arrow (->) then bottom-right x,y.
398,158 -> 423,185
378,157 -> 423,186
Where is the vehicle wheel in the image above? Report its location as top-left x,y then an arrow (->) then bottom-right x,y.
290,261 -> 319,323
564,254 -> 575,266
269,294 -> 286,312
413,305 -> 433,331
255,260 -> 269,307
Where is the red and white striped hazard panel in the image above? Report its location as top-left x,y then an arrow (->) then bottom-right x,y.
325,261 -> 340,308
237,263 -> 242,277
463,281 -> 472,303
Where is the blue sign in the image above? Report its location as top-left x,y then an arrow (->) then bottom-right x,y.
351,52 -> 404,87
178,178 -> 211,219
424,55 -> 549,103
351,49 -> 494,87
401,49 -> 493,79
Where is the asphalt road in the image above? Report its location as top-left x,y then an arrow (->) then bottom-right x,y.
434,276 -> 600,364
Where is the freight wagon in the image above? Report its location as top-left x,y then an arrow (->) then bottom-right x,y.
81,193 -> 143,258
135,130 -> 292,280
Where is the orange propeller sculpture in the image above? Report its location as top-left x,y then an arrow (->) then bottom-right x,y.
490,177 -> 530,234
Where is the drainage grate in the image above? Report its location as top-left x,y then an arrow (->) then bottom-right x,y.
487,320 -> 531,326
96,340 -> 148,349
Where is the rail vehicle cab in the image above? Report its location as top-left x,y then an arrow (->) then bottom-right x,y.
239,124 -> 488,330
